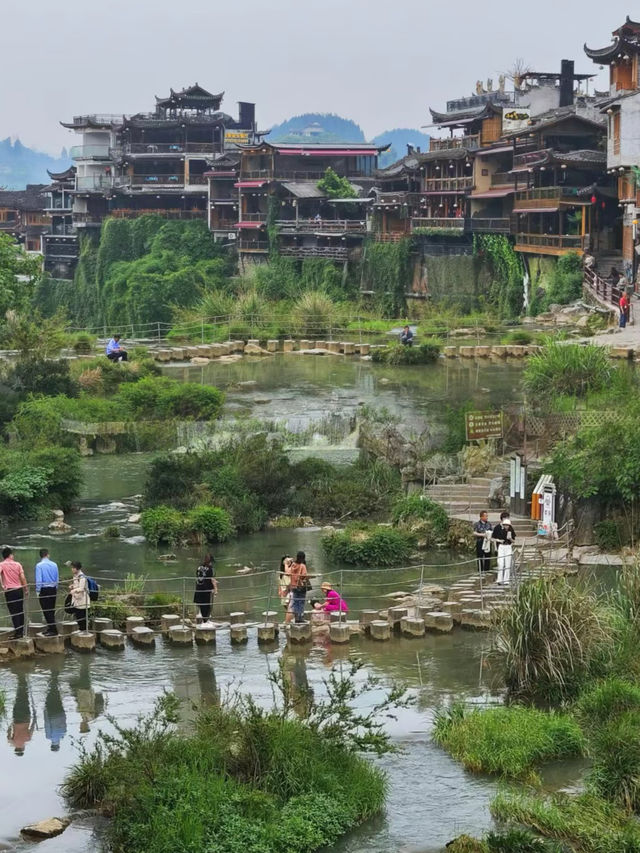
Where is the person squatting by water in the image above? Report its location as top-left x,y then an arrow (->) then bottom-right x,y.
400,325 -> 414,346
194,553 -> 218,623
285,551 -> 309,625
0,546 -> 29,638
35,548 -> 59,635
105,334 -> 128,362
492,511 -> 516,585
68,561 -> 90,631
473,511 -> 493,573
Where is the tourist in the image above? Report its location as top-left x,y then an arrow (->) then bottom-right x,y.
319,582 -> 348,613
285,551 -> 309,625
492,512 -> 516,585
620,291 -> 630,329
105,334 -> 128,362
473,511 -> 493,573
0,546 -> 29,639
278,555 -> 293,611
193,554 -> 217,622
69,561 -> 90,631
35,548 -> 59,635
400,325 -> 414,346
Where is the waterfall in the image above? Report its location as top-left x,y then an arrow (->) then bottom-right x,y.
522,269 -> 530,312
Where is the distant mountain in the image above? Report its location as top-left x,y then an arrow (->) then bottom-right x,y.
372,128 -> 431,168
266,113 -> 366,143
0,138 -> 71,189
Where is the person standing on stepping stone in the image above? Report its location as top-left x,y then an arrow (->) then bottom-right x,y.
35,548 -> 59,635
473,511 -> 493,574
194,554 -> 217,623
0,546 -> 29,639
492,512 -> 516,585
285,551 -> 309,625
69,562 -> 90,631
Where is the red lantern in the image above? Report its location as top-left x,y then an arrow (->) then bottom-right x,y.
591,195 -> 597,204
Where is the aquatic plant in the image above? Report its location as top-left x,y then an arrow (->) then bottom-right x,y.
432,703 -> 583,781
322,522 -> 414,566
371,341 -> 441,364
523,342 -> 611,400
494,577 -> 611,704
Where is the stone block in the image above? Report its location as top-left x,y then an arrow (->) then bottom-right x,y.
92,617 -> 113,633
230,611 -> 246,625
170,347 -> 185,360
330,610 -> 347,623
100,629 -> 126,649
266,339 -> 279,353
460,608 -> 492,630
459,346 -> 476,358
257,623 -> 277,643
282,339 -> 294,353
288,622 -> 312,644
190,356 -> 210,365
370,620 -> 391,641
329,623 -> 351,644
61,620 -> 78,637
327,341 -> 341,353
21,817 -> 70,840
34,633 -> 65,654
423,611 -> 454,632
8,638 -> 35,658
0,627 -> 14,644
195,625 -> 216,645
169,624 -> 193,645
299,339 -> 312,349
126,616 -> 145,635
342,341 -> 355,355
401,616 -> 426,637
490,346 -> 507,358
131,626 -> 155,646
230,624 -> 248,644
387,606 -> 409,627
443,346 -> 459,358
27,622 -> 46,638
161,614 -> 181,633
359,609 -> 379,627
610,346 -> 633,359
315,340 -> 327,350
261,610 -> 279,623
474,346 -> 491,358
441,600 -> 462,622
358,343 -> 370,356
70,631 -> 96,653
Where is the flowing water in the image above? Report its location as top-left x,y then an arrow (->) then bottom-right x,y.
0,355 -> 583,852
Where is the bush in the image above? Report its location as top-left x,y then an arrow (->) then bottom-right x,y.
140,506 -> 185,545
433,703 -> 583,780
392,494 -> 449,545
118,376 -> 224,420
0,445 -> 82,516
186,504 -> 235,543
371,341 -> 441,365
523,342 -> 611,400
577,679 -> 640,730
495,578 -> 611,705
588,711 -> 640,811
11,357 -> 79,398
593,520 -> 621,552
322,523 -> 414,566
73,333 -> 94,354
293,290 -> 338,337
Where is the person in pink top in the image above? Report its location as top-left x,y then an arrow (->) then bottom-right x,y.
320,582 -> 348,613
0,546 -> 29,639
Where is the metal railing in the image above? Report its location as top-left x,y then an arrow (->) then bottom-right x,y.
429,134 -> 480,152
75,175 -> 113,191
118,142 -> 218,155
70,145 -> 111,160
514,233 -> 588,251
130,174 -> 184,185
423,176 -> 473,192
69,114 -> 123,126
73,213 -> 103,225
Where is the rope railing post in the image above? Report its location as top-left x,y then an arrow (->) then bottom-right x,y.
339,569 -> 344,624
264,571 -> 274,626
182,578 -> 186,625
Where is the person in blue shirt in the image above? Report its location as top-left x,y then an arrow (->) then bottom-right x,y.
35,548 -> 59,635
400,325 -> 414,346
106,334 -> 128,362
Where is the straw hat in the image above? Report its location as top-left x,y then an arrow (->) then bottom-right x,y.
320,582 -> 332,591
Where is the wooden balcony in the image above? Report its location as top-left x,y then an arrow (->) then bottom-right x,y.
512,148 -> 552,170
490,172 -> 517,186
423,177 -> 473,192
280,245 -> 349,260
276,218 -> 366,233
239,212 -> 266,222
129,174 -> 184,186
240,169 -> 274,180
119,142 -> 218,155
238,240 -> 269,252
411,217 -> 465,231
374,231 -> 408,243
514,233 -> 588,255
73,213 -> 103,226
468,218 -> 511,233
429,135 -> 480,152
210,219 -> 236,230
110,209 -> 206,220
514,186 -> 582,209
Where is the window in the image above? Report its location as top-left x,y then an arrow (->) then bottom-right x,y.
613,111 -> 621,156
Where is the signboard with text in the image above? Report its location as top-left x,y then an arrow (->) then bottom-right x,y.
502,107 -> 531,133
465,410 -> 503,441
225,131 -> 250,145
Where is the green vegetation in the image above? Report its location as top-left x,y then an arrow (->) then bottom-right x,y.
0,233 -> 41,319
0,446 -> 81,517
317,166 -> 357,199
322,522 -> 414,566
371,341 -> 441,364
63,663 -> 406,853
392,494 -> 450,546
523,342 -> 611,400
0,689 -> 5,716
433,703 -> 583,780
474,234 -> 524,319
362,239 -> 411,316
529,253 -> 584,315
140,504 -> 235,546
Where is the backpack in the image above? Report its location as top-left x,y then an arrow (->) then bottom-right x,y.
87,576 -> 100,602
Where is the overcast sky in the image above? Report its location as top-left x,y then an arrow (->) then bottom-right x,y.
1,0 -> 634,154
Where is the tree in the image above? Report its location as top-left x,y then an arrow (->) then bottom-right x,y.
0,233 -> 41,318
317,167 -> 357,200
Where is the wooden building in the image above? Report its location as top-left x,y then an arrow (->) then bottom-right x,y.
41,166 -> 78,278
0,184 -> 48,253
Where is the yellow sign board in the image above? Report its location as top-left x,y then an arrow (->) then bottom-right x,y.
225,131 -> 250,143
465,411 -> 503,441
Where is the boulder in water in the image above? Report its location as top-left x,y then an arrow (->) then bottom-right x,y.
48,520 -> 72,534
127,513 -> 141,524
21,817 -> 70,840
158,553 -> 177,562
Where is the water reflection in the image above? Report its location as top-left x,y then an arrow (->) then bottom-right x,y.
44,667 -> 67,752
69,659 -> 105,733
7,671 -> 36,756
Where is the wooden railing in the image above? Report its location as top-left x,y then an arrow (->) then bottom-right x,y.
423,176 -> 473,192
240,169 -> 273,180
514,233 -> 588,251
411,217 -> 464,230
280,246 -> 349,260
211,219 -> 236,230
188,175 -> 207,185
276,219 -> 366,232
239,212 -> 266,222
512,148 -> 552,170
120,142 -> 218,155
238,240 -> 269,252
110,209 -> 205,220
516,186 -> 580,201
584,266 -> 624,308
491,172 -> 516,186
374,231 -> 408,243
467,218 -> 511,233
429,134 -> 480,151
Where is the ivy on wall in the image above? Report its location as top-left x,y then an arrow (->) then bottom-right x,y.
362,238 -> 410,316
473,233 -> 524,319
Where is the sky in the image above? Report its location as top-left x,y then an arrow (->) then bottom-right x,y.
1,0 -> 635,154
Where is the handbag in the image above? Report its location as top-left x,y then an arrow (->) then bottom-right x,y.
64,593 -> 74,614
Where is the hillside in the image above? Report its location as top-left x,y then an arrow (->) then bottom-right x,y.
372,128 -> 431,168
267,113 -> 366,143
0,138 -> 71,189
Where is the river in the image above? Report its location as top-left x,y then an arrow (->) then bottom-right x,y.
0,354 -> 582,852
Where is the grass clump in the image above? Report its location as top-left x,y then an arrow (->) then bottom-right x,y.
523,342 -> 611,400
140,504 -> 234,545
495,577 -> 611,705
371,341 -> 441,365
433,703 -> 583,780
392,494 -> 449,546
322,522 -> 414,566
63,663 -> 406,853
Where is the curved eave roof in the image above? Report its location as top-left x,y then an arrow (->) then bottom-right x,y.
429,102 -> 501,125
584,36 -> 625,62
47,166 -> 76,181
60,118 -> 122,130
